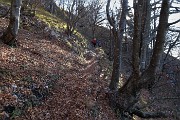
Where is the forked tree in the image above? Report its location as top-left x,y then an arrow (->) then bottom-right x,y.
107,0 -> 173,119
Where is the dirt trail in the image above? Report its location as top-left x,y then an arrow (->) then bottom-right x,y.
0,15 -> 117,119
16,47 -> 116,120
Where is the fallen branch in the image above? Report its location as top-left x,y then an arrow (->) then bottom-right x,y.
131,109 -> 168,118
154,97 -> 180,100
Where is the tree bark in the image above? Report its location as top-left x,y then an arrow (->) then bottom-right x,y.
131,0 -> 142,78
140,0 -> 151,70
107,0 -> 128,90
140,0 -> 170,89
0,0 -> 22,45
109,27 -> 114,61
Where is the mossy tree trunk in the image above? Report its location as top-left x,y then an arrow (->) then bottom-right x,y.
0,0 -> 22,45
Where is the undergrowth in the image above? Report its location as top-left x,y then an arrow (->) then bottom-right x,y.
0,0 -> 11,5
35,8 -> 89,56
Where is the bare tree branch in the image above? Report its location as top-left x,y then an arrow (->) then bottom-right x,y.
170,6 -> 180,10
151,0 -> 161,6
163,32 -> 180,61
106,0 -> 116,28
168,19 -> 180,26
169,28 -> 180,32
169,11 -> 180,14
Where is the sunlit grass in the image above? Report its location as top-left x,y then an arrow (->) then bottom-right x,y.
35,7 -> 89,58
36,8 -> 66,30
75,31 -> 88,48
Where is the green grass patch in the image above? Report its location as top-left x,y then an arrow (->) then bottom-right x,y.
36,8 -> 66,30
75,31 -> 88,48
35,7 -> 89,57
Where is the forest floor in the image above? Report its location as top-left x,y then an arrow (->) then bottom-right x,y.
0,4 -> 180,120
0,16 -> 118,120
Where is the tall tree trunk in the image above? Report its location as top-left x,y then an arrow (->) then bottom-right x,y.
92,25 -> 95,38
109,28 -> 114,61
142,0 -> 170,82
66,0 -> 76,37
107,0 -> 128,90
140,0 -> 151,70
0,0 -> 22,45
131,0 -> 143,78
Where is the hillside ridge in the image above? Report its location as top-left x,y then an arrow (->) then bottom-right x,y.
0,4 -> 117,119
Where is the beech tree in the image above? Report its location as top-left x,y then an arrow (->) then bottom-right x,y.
87,0 -> 105,38
139,0 -> 151,70
106,0 -> 128,90
107,0 -> 174,119
64,0 -> 87,36
0,0 -> 22,45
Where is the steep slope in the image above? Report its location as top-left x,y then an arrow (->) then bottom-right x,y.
0,5 -> 117,119
1,2 -> 179,120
